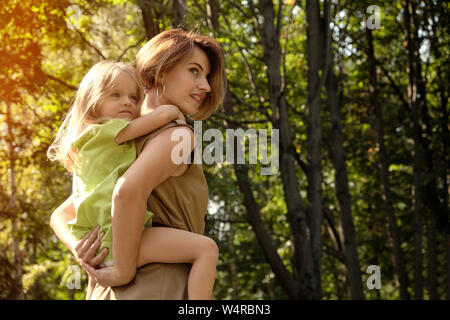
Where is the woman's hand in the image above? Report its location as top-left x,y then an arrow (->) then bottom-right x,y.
74,227 -> 135,287
73,226 -> 109,269
79,263 -> 134,288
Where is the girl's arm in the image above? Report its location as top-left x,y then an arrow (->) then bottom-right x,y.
114,104 -> 184,145
50,195 -> 78,254
50,196 -> 108,267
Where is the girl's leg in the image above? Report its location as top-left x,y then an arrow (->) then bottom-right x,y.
137,227 -> 219,300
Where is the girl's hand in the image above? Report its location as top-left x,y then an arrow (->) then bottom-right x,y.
158,104 -> 185,121
73,226 -> 109,269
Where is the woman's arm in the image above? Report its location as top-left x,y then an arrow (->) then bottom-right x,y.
50,196 -> 108,267
114,104 -> 184,145
83,126 -> 195,286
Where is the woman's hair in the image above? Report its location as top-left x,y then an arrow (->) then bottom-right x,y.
47,60 -> 145,172
136,29 -> 225,120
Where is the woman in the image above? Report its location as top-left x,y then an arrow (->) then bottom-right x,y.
50,29 -> 225,299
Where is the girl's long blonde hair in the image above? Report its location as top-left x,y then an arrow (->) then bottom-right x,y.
47,60 -> 144,172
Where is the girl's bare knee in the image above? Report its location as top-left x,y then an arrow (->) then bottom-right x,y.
112,177 -> 145,204
200,237 -> 219,261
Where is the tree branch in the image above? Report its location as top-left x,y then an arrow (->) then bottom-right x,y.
323,207 -> 344,260
44,73 -> 78,91
311,0 -> 332,101
280,0 -> 297,97
221,16 -> 268,115
291,143 -> 308,175
75,29 -> 107,60
117,36 -> 147,61
238,46 -> 267,109
214,113 -> 269,126
247,0 -> 262,36
227,87 -> 271,120
378,63 -> 411,113
276,0 -> 283,39
233,161 -> 299,299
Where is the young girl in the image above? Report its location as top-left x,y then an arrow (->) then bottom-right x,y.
48,60 -> 218,299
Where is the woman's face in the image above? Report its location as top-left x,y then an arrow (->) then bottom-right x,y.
159,46 -> 211,116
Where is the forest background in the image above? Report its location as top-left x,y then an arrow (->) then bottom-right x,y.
0,0 -> 448,300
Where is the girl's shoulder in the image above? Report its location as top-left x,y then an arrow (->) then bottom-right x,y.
98,118 -> 130,135
72,119 -> 130,149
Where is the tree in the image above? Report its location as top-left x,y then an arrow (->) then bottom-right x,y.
324,2 -> 364,299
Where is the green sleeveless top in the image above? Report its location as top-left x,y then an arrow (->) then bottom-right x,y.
69,119 -> 153,263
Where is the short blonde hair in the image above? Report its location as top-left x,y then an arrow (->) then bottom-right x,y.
136,29 -> 226,120
47,60 -> 144,172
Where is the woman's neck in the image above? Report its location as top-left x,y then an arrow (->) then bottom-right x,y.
141,88 -> 173,115
140,91 -> 158,115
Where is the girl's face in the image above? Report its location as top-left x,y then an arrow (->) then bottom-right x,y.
98,72 -> 140,120
158,46 -> 211,116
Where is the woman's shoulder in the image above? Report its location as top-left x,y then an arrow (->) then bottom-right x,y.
134,120 -> 196,178
135,120 -> 194,155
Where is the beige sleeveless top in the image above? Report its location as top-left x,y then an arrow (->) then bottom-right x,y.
135,119 -> 208,234
88,119 -> 208,300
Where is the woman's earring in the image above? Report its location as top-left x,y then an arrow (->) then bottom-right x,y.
156,84 -> 166,99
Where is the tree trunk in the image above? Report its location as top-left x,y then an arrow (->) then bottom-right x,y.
6,103 -> 24,300
305,0 -> 325,299
427,1 -> 449,300
325,37 -> 364,299
365,26 -> 410,299
225,205 -> 239,299
256,0 -> 316,299
405,0 -> 424,299
137,0 -> 160,39
426,212 -> 438,299
172,0 -> 186,29
447,236 -> 450,300
417,59 -> 440,300
442,80 -> 450,301
206,0 -> 220,32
